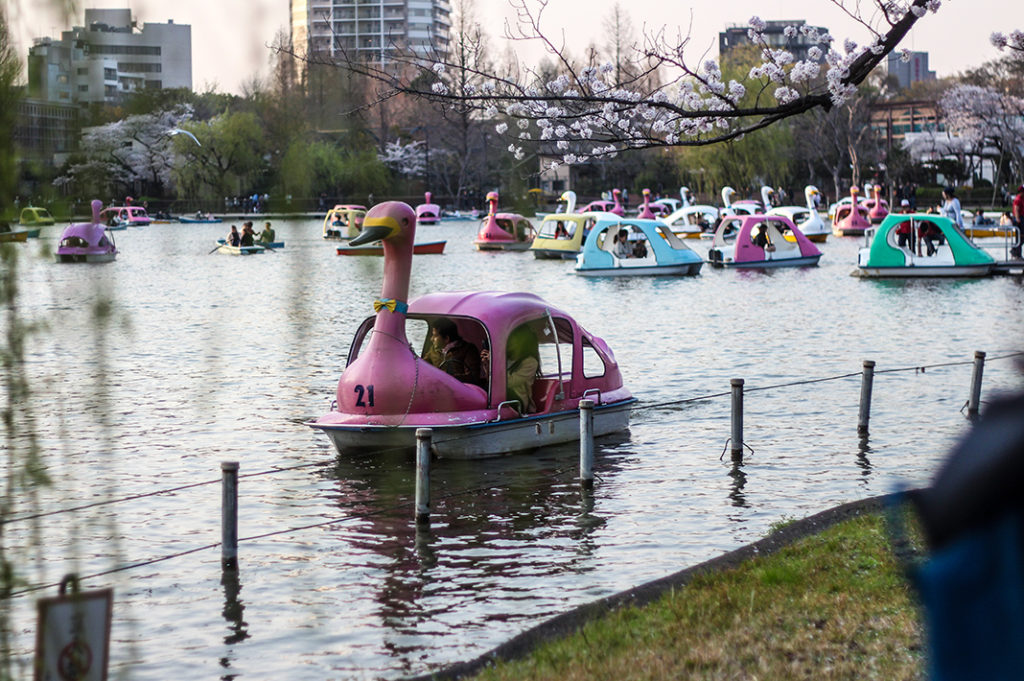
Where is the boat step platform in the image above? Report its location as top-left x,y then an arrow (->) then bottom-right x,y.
992,259 -> 1024,276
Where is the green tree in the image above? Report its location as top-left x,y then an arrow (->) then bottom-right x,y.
0,12 -> 17,217
1,8 -> 51,679
172,111 -> 268,202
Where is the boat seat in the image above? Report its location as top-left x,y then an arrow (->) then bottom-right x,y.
531,377 -> 561,413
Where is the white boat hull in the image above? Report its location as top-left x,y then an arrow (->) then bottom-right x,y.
575,263 -> 702,276
218,244 -> 265,255
532,248 -> 578,260
854,265 -> 992,278
56,252 -> 117,263
475,241 -> 532,251
311,400 -> 634,460
714,255 -> 821,268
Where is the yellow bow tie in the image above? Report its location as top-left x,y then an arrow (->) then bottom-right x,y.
373,298 -> 408,314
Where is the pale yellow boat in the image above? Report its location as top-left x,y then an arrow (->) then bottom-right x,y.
530,212 -> 600,259
323,204 -> 366,240
964,225 -> 1014,239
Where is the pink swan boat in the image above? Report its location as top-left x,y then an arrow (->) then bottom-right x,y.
415,192 -> 441,224
635,188 -> 657,219
308,201 -> 635,459
579,188 -> 626,216
864,184 -> 890,224
56,199 -> 118,263
832,186 -> 872,236
99,197 -> 151,229
473,191 -> 536,251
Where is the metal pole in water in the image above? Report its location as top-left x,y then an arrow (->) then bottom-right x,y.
579,399 -> 595,487
415,428 -> 432,525
968,350 -> 986,417
730,379 -> 744,463
221,461 -> 239,570
857,360 -> 876,435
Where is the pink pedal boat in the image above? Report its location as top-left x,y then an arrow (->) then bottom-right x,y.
579,188 -> 626,215
415,192 -> 441,224
55,200 -> 118,263
864,183 -> 890,224
707,214 -> 822,268
99,199 -> 151,229
832,186 -> 872,236
308,201 -> 635,459
473,191 -> 536,251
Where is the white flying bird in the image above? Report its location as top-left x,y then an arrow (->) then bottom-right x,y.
166,128 -> 201,147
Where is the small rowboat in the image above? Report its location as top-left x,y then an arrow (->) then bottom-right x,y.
179,215 -> 223,224
215,239 -> 265,255
0,224 -> 31,242
336,240 -> 446,256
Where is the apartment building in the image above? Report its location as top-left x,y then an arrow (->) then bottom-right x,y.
291,0 -> 451,63
27,8 -> 191,105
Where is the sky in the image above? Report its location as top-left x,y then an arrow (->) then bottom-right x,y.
8,0 -> 1024,96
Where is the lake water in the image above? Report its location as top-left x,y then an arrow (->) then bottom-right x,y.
4,216 -> 1024,680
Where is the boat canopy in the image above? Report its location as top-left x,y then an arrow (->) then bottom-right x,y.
20,206 -> 54,225
535,213 -> 595,239
865,214 -> 995,268
345,290 -> 622,410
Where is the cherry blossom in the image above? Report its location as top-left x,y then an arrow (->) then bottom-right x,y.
329,0 -> 952,164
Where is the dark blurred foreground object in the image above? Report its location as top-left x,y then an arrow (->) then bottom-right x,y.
906,391 -> 1024,681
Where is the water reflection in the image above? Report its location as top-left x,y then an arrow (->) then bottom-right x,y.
219,567 -> 250,679
13,219 -> 1024,680
728,462 -> 748,507
857,435 -> 873,481
317,440 -> 621,661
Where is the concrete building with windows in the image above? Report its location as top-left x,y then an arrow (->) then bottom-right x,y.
719,20 -> 830,63
870,99 -> 943,146
291,0 -> 451,63
885,51 -> 936,90
27,8 -> 191,105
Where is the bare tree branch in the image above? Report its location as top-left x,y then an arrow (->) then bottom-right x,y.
281,0 -> 944,163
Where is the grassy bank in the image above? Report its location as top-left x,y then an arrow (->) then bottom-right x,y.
457,511 -> 925,681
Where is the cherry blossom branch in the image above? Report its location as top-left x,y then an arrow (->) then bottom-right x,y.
292,0 -> 942,164
990,30 -> 1024,53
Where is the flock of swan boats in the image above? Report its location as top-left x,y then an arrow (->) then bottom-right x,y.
20,185 -> 1019,459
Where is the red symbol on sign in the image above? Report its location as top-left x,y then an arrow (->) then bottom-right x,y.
57,638 -> 92,680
